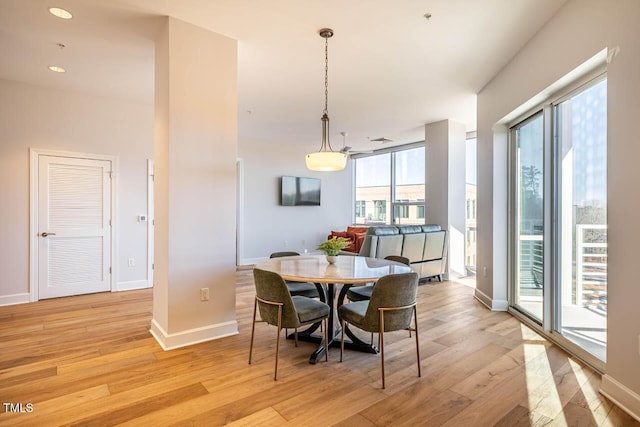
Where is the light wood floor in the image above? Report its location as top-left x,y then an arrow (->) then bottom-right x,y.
0,270 -> 637,426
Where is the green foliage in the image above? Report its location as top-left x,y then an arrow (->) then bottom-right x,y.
317,236 -> 351,256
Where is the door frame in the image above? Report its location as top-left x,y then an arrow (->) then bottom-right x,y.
147,159 -> 154,287
29,148 -> 118,302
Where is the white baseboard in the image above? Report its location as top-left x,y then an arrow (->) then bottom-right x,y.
115,280 -> 151,291
474,288 -> 509,311
149,318 -> 239,351
0,293 -> 30,307
600,375 -> 640,422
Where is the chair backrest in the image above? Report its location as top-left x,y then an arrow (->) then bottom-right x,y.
270,251 -> 300,258
253,268 -> 300,328
384,255 -> 410,266
364,272 -> 418,332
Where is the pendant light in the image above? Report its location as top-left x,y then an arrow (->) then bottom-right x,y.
305,28 -> 348,172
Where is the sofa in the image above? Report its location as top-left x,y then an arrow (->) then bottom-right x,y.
327,226 -> 368,253
354,225 -> 448,281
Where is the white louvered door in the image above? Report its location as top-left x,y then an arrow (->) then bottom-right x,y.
38,156 -> 111,299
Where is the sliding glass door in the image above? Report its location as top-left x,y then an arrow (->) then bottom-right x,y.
511,113 -> 544,323
555,79 -> 608,361
509,75 -> 607,364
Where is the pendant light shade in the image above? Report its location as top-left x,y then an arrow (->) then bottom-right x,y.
306,28 -> 347,172
305,151 -> 348,171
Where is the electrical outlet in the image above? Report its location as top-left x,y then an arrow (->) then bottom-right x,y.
284,240 -> 288,247
128,258 -> 135,267
483,266 -> 488,278
200,287 -> 209,302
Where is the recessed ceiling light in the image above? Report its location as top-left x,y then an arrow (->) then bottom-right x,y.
48,65 -> 66,73
49,7 -> 73,19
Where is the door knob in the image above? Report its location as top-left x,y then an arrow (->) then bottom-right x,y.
41,232 -> 56,237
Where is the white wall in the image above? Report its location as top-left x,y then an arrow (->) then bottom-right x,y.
0,79 -> 153,304
477,0 -> 640,414
238,138 -> 353,264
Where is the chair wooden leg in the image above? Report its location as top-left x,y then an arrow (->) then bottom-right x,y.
294,328 -> 298,347
340,319 -> 346,362
274,305 -> 282,381
380,310 -> 386,389
249,297 -> 258,365
414,307 -> 421,378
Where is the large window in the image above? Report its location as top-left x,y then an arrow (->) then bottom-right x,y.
354,200 -> 366,219
354,145 -> 425,225
508,75 -> 607,364
373,200 -> 387,222
466,137 -> 477,273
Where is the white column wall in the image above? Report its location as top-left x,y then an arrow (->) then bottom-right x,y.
425,119 -> 467,278
152,17 -> 238,349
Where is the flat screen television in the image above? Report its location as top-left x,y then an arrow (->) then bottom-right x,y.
281,176 -> 321,206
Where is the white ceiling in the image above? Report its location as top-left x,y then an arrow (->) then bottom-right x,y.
0,0 -> 567,151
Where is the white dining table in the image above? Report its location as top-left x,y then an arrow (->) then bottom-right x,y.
255,254 -> 412,364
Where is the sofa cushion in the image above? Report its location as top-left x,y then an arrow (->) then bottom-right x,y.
402,233 -> 426,263
375,235 -> 404,259
422,224 -> 441,232
397,225 -> 423,234
368,226 -> 399,236
423,230 -> 446,260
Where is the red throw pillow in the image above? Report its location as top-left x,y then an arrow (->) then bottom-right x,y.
349,231 -> 367,252
347,226 -> 368,234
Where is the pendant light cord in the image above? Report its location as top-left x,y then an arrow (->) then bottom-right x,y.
324,35 -> 329,115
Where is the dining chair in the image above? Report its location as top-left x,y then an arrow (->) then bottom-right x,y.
269,251 -> 320,298
346,255 -> 410,302
339,272 -> 420,389
249,268 -> 330,380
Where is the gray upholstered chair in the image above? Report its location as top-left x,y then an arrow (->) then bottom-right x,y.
249,268 -> 330,380
346,255 -> 410,302
270,251 -> 320,298
339,272 -> 420,389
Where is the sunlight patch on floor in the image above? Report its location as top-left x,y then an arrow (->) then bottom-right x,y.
523,342 -> 567,425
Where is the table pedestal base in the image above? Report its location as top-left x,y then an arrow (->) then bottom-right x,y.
286,282 -> 378,364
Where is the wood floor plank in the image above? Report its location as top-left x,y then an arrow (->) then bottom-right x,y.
332,413 -> 378,427
493,404 -> 553,427
523,358 -> 592,420
224,407 -> 287,427
60,383 -> 208,427
0,385 -> 111,426
360,386 -> 471,426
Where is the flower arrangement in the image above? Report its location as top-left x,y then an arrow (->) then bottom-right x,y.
317,236 -> 351,256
